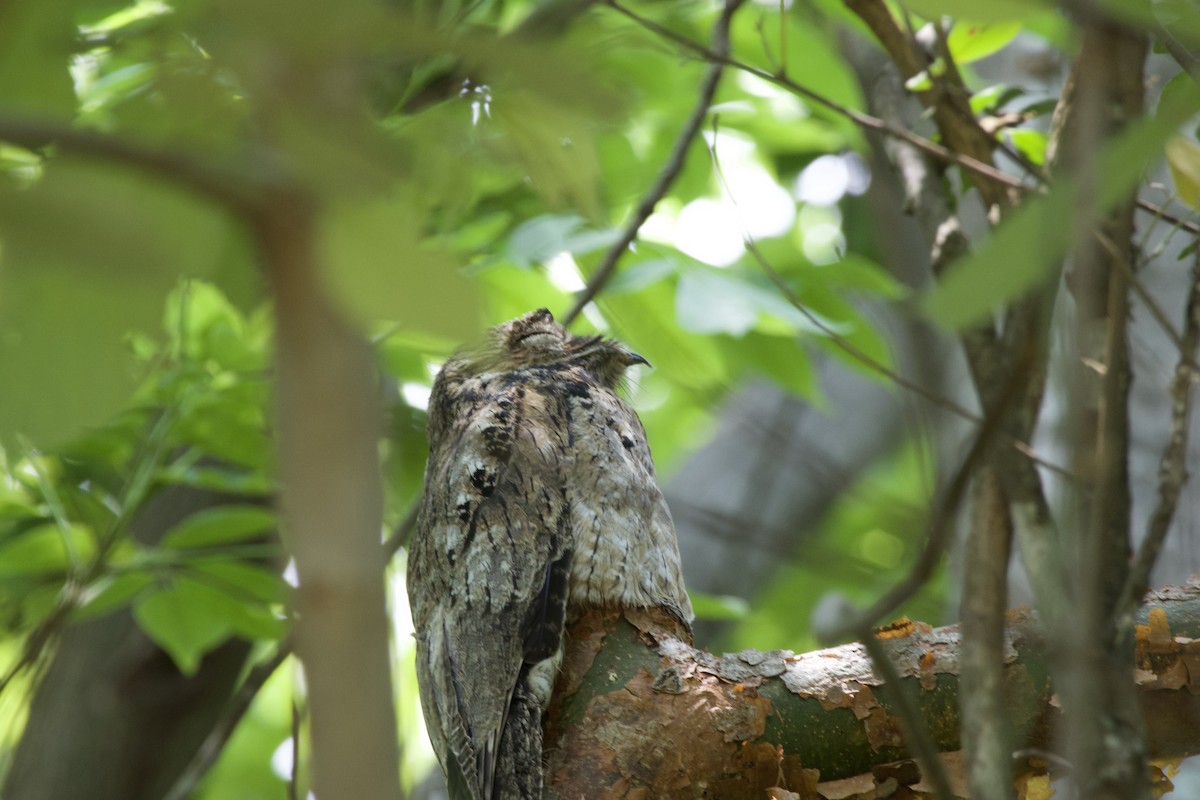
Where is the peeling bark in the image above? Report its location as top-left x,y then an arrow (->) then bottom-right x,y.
544,583 -> 1200,799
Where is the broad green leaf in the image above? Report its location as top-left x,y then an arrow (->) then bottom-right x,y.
478,264 -> 571,322
133,576 -> 234,675
1007,128 -> 1048,166
601,281 -> 729,391
0,522 -> 94,576
163,281 -> 265,371
1166,136 -> 1200,209
902,0 -> 1052,23
947,21 -> 1022,64
487,89 -> 605,217
173,395 -> 270,470
718,333 -> 820,402
0,159 -> 230,446
505,214 -> 618,266
318,194 -> 477,339
177,571 -> 288,639
156,464 -> 273,495
676,270 -> 760,336
73,571 -> 155,620
162,505 -> 276,548
0,1 -> 77,118
970,84 -> 1016,116
675,269 -> 822,337
905,71 -> 935,92
1099,0 -> 1200,45
187,559 -> 287,604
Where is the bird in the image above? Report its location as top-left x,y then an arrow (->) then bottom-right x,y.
407,307 -> 693,800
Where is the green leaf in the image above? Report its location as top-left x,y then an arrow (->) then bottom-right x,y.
947,21 -> 1022,64
0,159 -> 231,446
1006,128 -> 1048,166
1166,136 -> 1200,209
73,571 -> 156,620
905,70 -> 934,92
688,591 -> 750,621
177,570 -> 288,639
0,522 -> 95,576
156,464 -> 273,495
0,1 -> 77,119
600,281 -> 729,391
675,269 -> 821,337
504,214 -> 617,266
318,194 -> 478,339
187,559 -> 287,604
718,333 -> 820,402
133,577 -> 234,675
162,505 -> 276,548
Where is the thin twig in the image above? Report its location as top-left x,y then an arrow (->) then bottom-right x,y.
604,0 -> 1030,196
860,632 -> 957,800
607,0 -> 1200,244
0,115 -> 269,213
1136,198 -> 1200,237
703,132 -> 1075,482
384,500 -> 421,560
560,0 -> 747,325
1118,244 -> 1200,617
163,641 -> 294,800
290,696 -> 302,800
819,353 -> 1018,640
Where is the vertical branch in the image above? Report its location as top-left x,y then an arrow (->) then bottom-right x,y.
1119,246 -> 1200,614
1051,10 -> 1150,799
256,192 -> 401,800
959,468 -> 1014,800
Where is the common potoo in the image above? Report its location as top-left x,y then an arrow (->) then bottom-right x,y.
408,308 -> 693,800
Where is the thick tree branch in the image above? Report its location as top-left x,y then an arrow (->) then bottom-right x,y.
544,583 -> 1200,799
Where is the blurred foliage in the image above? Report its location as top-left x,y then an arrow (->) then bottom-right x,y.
0,0 -> 1195,794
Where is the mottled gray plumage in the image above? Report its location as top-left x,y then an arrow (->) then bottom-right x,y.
408,308 -> 692,800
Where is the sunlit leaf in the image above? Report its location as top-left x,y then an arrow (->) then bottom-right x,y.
676,268 -> 822,337
1166,136 -> 1200,209
1007,128 -> 1048,166
946,21 -> 1022,64
505,214 -> 619,267
689,590 -> 750,621
0,522 -> 95,576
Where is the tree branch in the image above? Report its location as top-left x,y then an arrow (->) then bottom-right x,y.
560,0 -> 746,325
544,583 -> 1200,798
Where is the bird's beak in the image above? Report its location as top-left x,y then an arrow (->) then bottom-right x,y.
622,349 -> 650,369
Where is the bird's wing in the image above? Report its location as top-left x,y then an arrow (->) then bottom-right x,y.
410,375 -> 572,799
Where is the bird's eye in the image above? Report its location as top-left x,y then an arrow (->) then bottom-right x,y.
515,331 -> 559,350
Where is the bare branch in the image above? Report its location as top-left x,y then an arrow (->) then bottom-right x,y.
1118,244 -> 1200,617
560,0 -> 747,325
